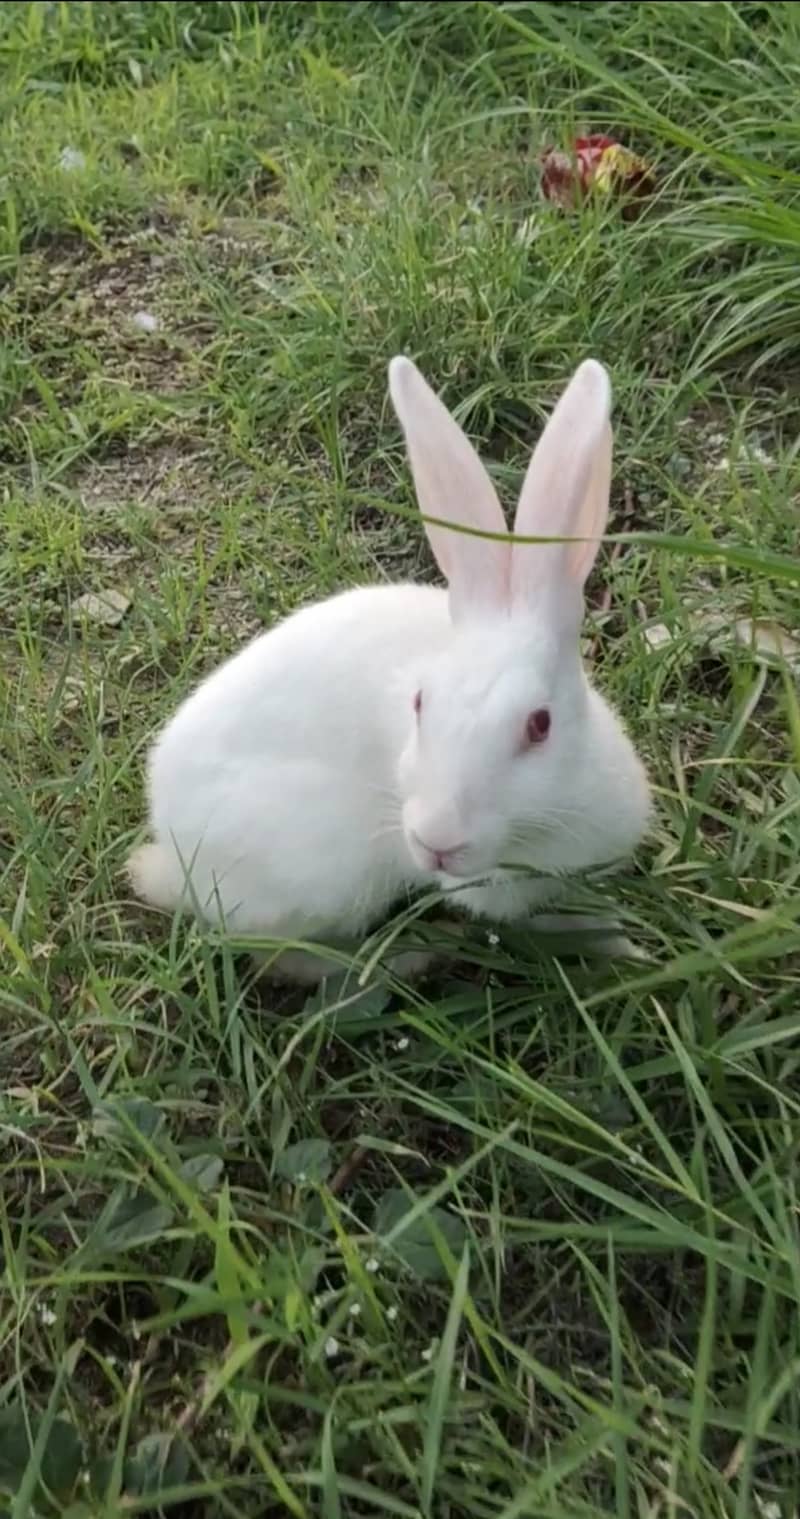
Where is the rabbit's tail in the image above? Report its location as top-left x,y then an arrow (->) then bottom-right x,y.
127,843 -> 182,910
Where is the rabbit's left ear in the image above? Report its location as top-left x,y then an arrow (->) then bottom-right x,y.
510,360 -> 612,622
389,356 -> 511,623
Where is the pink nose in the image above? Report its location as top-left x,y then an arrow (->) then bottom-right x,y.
411,832 -> 466,872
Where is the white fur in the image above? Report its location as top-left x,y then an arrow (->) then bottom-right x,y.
128,357 -> 651,980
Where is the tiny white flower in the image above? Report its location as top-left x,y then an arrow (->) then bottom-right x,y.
312,1293 -> 326,1313
296,1171 -> 307,1184
421,1340 -> 437,1362
365,1257 -> 379,1274
38,1304 -> 57,1326
324,1336 -> 340,1359
348,1302 -> 361,1318
386,1305 -> 398,1323
132,309 -> 159,333
59,145 -> 86,172
394,1036 -> 409,1051
487,931 -> 500,947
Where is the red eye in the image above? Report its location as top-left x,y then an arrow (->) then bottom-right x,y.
526,708 -> 551,745
413,689 -> 422,716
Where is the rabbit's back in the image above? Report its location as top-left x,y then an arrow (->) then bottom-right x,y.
151,583 -> 448,775
140,583 -> 450,935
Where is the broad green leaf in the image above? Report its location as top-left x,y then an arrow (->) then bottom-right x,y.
88,1187 -> 174,1256
40,1417 -> 83,1500
0,1404 -> 82,1503
178,1154 -> 224,1193
297,1245 -> 326,1292
92,1098 -> 165,1146
91,1434 -> 190,1504
373,1190 -> 467,1282
0,1404 -> 30,1495
276,1139 -> 332,1185
125,1433 -> 190,1497
302,977 -> 390,1029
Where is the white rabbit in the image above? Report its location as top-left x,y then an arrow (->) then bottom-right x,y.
128,355 -> 651,981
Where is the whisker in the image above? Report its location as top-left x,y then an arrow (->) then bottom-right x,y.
507,812 -> 585,848
369,823 -> 404,844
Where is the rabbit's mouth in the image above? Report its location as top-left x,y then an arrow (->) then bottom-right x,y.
405,829 -> 475,878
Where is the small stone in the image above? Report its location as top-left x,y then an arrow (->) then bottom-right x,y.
746,438 -> 773,468
59,146 -> 86,172
132,309 -> 159,333
644,623 -> 672,651
72,589 -> 131,627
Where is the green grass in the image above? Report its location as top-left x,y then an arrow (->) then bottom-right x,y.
2,1 -> 800,1515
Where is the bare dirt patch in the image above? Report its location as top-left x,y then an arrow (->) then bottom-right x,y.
3,212 -> 289,454
74,438 -> 237,515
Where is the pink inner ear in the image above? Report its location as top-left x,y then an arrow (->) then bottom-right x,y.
510,361 -> 612,608
388,355 -> 512,620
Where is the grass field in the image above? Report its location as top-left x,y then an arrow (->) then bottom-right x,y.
2,2 -> 800,1515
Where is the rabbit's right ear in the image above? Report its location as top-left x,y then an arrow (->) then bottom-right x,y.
389,357 -> 511,623
511,360 -> 612,631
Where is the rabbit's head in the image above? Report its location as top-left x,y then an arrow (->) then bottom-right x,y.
390,355 -> 647,882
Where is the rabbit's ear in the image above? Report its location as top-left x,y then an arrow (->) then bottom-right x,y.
511,360 -> 612,626
389,357 -> 511,622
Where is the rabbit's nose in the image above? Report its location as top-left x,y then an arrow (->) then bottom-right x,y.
410,831 -> 467,873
